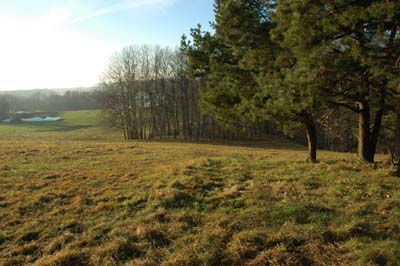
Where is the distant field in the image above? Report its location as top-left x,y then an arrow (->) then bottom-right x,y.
0,110 -> 121,141
60,110 -> 100,127
0,119 -> 399,265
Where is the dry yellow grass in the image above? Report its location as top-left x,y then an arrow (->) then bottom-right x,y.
0,114 -> 399,265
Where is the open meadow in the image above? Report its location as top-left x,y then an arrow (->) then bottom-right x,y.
0,111 -> 399,266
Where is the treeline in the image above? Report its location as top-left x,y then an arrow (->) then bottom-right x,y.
98,45 -> 275,140
98,44 -> 362,150
0,90 -> 100,114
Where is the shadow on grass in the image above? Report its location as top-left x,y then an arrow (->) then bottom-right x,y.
47,125 -> 94,132
131,136 -> 306,151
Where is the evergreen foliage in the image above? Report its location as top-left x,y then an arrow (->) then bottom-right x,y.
186,0 -> 400,163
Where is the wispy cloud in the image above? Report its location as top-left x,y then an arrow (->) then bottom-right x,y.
70,0 -> 176,24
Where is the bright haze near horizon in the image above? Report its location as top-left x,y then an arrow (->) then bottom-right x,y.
0,0 -> 214,91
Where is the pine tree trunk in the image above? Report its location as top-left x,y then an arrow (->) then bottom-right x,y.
358,101 -> 383,163
305,115 -> 317,163
369,109 -> 383,162
358,102 -> 373,162
394,112 -> 400,176
300,112 -> 318,163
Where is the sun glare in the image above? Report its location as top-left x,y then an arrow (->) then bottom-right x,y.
0,15 -> 116,90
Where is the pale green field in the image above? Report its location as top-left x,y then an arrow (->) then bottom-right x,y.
0,110 -> 399,266
0,110 -> 121,141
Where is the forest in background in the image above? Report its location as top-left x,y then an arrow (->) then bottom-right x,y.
0,89 -> 99,114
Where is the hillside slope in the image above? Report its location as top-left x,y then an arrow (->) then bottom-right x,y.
0,139 -> 399,266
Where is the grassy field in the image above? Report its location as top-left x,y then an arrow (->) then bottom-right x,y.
0,111 -> 399,266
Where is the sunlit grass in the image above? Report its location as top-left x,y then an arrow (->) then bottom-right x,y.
0,113 -> 399,265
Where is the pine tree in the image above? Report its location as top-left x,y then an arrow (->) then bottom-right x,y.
273,0 -> 400,162
187,0 -> 322,162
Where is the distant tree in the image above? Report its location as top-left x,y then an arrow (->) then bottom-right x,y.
0,97 -> 10,117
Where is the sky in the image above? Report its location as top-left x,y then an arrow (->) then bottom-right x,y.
0,0 -> 215,91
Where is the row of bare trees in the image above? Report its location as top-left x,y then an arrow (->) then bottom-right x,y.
98,45 -> 273,141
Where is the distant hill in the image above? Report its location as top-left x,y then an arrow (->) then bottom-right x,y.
0,86 -> 98,97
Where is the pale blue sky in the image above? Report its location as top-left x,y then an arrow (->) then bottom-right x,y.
0,0 -> 214,90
